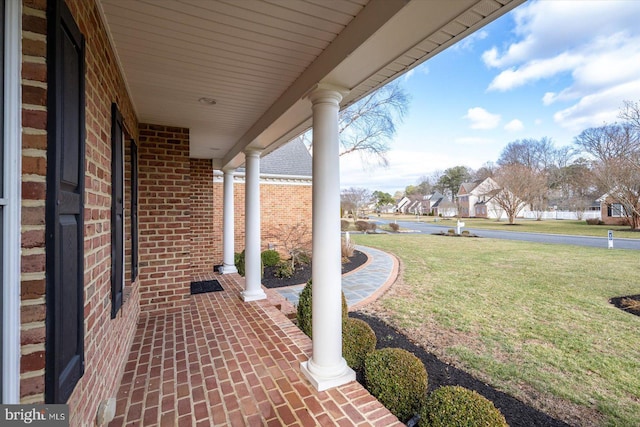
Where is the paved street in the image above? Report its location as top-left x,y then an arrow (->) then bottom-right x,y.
375,219 -> 640,250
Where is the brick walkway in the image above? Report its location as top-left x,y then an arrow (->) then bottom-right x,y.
109,273 -> 403,426
274,246 -> 398,310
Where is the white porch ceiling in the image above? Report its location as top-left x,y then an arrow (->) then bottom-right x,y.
98,0 -> 525,169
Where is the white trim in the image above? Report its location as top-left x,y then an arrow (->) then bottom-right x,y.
3,0 -> 22,404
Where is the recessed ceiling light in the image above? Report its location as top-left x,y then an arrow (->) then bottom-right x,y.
198,97 -> 217,105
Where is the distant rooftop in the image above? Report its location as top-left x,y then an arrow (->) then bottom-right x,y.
238,138 -> 312,177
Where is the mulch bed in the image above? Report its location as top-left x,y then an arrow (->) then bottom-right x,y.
351,312 -> 570,427
261,250 -> 368,289
609,294 -> 640,317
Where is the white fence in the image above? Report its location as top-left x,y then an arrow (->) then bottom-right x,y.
522,210 -> 601,220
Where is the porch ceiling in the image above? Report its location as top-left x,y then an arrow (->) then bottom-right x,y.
98,0 -> 524,169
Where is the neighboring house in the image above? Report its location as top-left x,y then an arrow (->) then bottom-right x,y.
458,178 -> 504,219
0,0 -> 521,424
395,196 -> 411,213
424,192 -> 454,217
598,194 -> 631,226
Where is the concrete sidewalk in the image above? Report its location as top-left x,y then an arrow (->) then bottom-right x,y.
273,245 -> 398,310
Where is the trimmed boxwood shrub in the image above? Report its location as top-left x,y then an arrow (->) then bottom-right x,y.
389,222 -> 400,232
297,280 -> 348,339
419,386 -> 508,427
261,249 -> 281,267
343,318 -> 376,370
355,220 -> 370,231
364,348 -> 428,423
234,250 -> 245,276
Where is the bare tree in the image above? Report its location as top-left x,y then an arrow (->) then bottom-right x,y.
304,82 -> 409,166
498,137 -> 557,172
574,121 -> 640,229
341,187 -> 373,218
473,162 -> 496,181
491,164 -> 547,224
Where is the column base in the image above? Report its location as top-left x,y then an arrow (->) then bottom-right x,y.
242,288 -> 267,302
300,359 -> 356,392
219,264 -> 238,274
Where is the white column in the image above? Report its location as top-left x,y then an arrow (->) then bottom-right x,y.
242,149 -> 266,302
3,0 -> 22,403
220,168 -> 238,274
301,84 -> 355,391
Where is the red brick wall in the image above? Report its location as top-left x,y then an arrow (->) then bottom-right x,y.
137,124 -> 191,313
600,199 -> 629,226
190,159 -> 216,275
211,178 -> 313,261
20,1 -> 140,425
20,0 -> 49,403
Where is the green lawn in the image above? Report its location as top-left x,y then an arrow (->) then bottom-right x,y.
353,233 -> 640,427
381,214 -> 640,239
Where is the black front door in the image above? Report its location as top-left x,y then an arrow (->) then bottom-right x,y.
44,0 -> 85,404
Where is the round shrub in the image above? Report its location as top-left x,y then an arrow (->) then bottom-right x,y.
364,348 -> 428,422
343,318 -> 377,371
389,222 -> 400,232
419,386 -> 508,427
297,280 -> 348,338
234,250 -> 245,277
355,220 -> 370,232
261,249 -> 281,267
341,219 -> 351,231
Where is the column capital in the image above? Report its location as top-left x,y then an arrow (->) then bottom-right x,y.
222,166 -> 236,174
306,83 -> 350,105
244,148 -> 262,158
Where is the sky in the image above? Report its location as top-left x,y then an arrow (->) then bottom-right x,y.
339,0 -> 640,195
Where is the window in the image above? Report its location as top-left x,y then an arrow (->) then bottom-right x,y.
111,104 -> 124,318
125,139 -> 138,284
608,203 -> 625,218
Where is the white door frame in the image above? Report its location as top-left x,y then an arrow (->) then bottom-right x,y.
2,0 -> 22,404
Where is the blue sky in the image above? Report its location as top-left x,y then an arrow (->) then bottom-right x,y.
339,0 -> 640,194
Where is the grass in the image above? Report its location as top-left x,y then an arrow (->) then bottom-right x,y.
381,214 -> 640,239
353,233 -> 640,427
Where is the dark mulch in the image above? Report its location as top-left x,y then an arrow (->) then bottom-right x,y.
431,232 -> 481,238
609,294 -> 640,317
261,250 -> 368,289
351,312 -> 570,427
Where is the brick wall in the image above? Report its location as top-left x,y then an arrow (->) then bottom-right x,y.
138,124 -> 191,313
211,178 -> 313,262
190,159 -> 216,275
20,0 -> 49,403
20,1 -> 140,425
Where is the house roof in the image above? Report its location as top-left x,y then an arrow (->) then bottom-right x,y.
259,139 -> 312,177
98,0 -> 524,170
459,180 -> 483,195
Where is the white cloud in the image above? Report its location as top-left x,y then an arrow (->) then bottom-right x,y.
487,52 -> 582,92
483,1 -> 640,69
403,63 -> 429,82
454,30 -> 488,51
482,0 -> 640,130
454,137 -> 495,146
553,80 -> 640,131
504,119 -> 524,132
464,107 -> 501,130
542,92 -> 556,106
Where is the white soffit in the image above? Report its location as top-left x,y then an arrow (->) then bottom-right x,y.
98,0 -> 524,168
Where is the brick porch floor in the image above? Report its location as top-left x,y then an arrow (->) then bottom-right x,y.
109,273 -> 403,426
